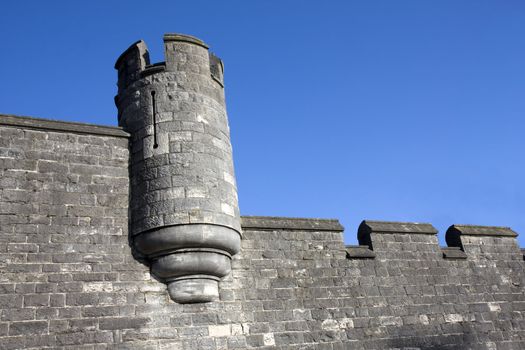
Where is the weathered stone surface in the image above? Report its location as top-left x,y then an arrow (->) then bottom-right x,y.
358,220 -> 439,253
1,32 -> 525,349
441,246 -> 467,259
346,245 -> 375,259
359,220 -> 438,234
114,34 -> 241,303
0,114 -> 129,138
447,224 -> 518,237
446,224 -> 522,261
241,216 -> 344,232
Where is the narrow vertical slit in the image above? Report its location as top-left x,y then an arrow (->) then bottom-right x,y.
151,91 -> 159,149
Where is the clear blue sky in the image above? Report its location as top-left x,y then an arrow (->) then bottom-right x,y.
1,1 -> 524,246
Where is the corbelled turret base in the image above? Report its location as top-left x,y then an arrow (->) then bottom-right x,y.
167,277 -> 220,304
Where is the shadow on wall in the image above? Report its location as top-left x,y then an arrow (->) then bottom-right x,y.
385,323 -> 479,350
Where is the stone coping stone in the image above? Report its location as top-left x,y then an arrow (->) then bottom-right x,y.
447,225 -> 518,237
346,245 -> 375,259
240,216 -> 344,232
359,220 -> 438,235
0,114 -> 129,138
163,33 -> 209,49
442,247 -> 467,260
114,39 -> 144,69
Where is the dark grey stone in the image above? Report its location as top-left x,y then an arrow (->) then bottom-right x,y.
346,245 -> 376,259
115,34 -> 241,304
9,321 -> 48,336
241,216 -> 344,232
442,246 -> 467,260
447,224 -> 518,237
99,317 -> 150,330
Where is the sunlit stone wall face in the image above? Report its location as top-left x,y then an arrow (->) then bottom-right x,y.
114,33 -> 241,303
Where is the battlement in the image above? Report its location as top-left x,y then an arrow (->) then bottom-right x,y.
350,219 -> 523,261
238,215 -> 523,262
0,113 -> 520,268
114,33 -> 224,95
446,224 -> 521,261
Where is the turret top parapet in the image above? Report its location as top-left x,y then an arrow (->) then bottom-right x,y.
114,33 -> 224,94
163,33 -> 209,48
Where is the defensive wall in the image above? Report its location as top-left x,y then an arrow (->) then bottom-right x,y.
0,33 -> 524,350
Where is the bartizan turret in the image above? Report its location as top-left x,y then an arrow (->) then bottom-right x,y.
114,34 -> 241,303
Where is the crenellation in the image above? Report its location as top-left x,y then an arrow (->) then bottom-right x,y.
446,225 -> 522,262
114,40 -> 150,91
209,52 -> 225,87
357,220 -> 441,260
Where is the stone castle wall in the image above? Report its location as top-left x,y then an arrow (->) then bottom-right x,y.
1,115 -> 524,349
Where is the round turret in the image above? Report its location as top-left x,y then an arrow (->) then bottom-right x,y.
114,33 -> 241,303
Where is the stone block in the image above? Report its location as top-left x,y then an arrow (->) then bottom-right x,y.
9,320 -> 48,335
99,317 -> 150,330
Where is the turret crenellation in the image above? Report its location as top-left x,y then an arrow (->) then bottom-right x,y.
115,34 -> 223,92
115,40 -> 150,93
209,53 -> 224,87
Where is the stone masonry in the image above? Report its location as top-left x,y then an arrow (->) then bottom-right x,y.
0,33 -> 524,349
114,34 -> 241,304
